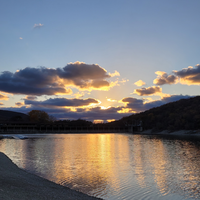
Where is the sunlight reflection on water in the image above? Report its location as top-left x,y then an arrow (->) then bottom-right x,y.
0,133 -> 199,200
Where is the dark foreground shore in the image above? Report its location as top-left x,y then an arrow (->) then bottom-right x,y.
0,152 -> 103,200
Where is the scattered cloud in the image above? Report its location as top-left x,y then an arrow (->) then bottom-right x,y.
107,98 -> 117,102
33,23 -> 44,28
134,80 -> 146,86
0,102 -> 4,106
19,37 -> 23,40
134,86 -> 162,96
15,102 -> 24,107
120,78 -> 129,84
24,96 -> 38,100
153,71 -> 178,85
93,119 -> 104,123
108,70 -> 120,77
173,64 -> 200,85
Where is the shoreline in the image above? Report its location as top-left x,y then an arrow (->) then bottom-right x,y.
0,152 -> 103,200
1,130 -> 200,138
134,129 -> 200,136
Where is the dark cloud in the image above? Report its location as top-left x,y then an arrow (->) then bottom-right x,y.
25,98 -> 99,107
122,95 -> 191,112
0,68 -> 70,96
51,106 -> 126,121
0,62 -> 117,96
57,61 -> 112,90
15,102 -> 24,107
153,71 -> 178,85
25,96 -> 38,100
173,64 -> 200,85
122,98 -> 144,112
91,80 -> 110,88
0,103 -> 4,106
134,86 -> 162,96
58,62 -> 110,80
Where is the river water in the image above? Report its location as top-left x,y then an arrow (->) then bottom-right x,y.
0,133 -> 200,200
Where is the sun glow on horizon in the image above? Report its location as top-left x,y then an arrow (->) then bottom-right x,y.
100,106 -> 111,110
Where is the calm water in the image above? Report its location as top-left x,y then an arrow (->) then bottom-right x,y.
0,133 -> 200,200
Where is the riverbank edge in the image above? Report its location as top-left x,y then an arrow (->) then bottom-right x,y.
134,129 -> 200,136
0,152 -> 103,200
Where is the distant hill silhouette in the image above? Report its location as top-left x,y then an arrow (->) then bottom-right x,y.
113,96 -> 200,131
0,110 -> 29,123
1,96 -> 200,131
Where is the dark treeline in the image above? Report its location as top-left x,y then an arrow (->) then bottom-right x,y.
112,96 -> 200,132
55,119 -> 93,126
1,96 -> 200,132
54,119 -> 122,129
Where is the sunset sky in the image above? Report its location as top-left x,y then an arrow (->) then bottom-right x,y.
1,0 -> 200,122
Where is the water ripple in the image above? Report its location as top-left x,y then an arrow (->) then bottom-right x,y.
0,133 -> 200,200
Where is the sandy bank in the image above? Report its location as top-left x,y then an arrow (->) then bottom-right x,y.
0,152 -> 103,200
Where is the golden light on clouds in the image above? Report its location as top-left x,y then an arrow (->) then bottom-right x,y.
120,78 -> 129,83
179,78 -> 200,85
155,71 -> 166,76
172,65 -> 200,85
93,119 -> 104,123
107,98 -> 117,102
100,106 -> 111,110
134,86 -> 162,96
0,93 -> 9,101
117,108 -> 135,113
153,71 -> 178,85
143,97 -> 153,103
55,88 -> 73,95
134,80 -> 146,86
107,119 -> 115,123
159,93 -> 171,98
73,92 -> 84,98
108,70 -> 120,77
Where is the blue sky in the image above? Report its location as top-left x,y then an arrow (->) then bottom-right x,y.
0,0 -> 200,122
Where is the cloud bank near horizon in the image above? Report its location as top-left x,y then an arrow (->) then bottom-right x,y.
1,95 -> 192,122
0,62 -> 198,122
25,97 -> 100,107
